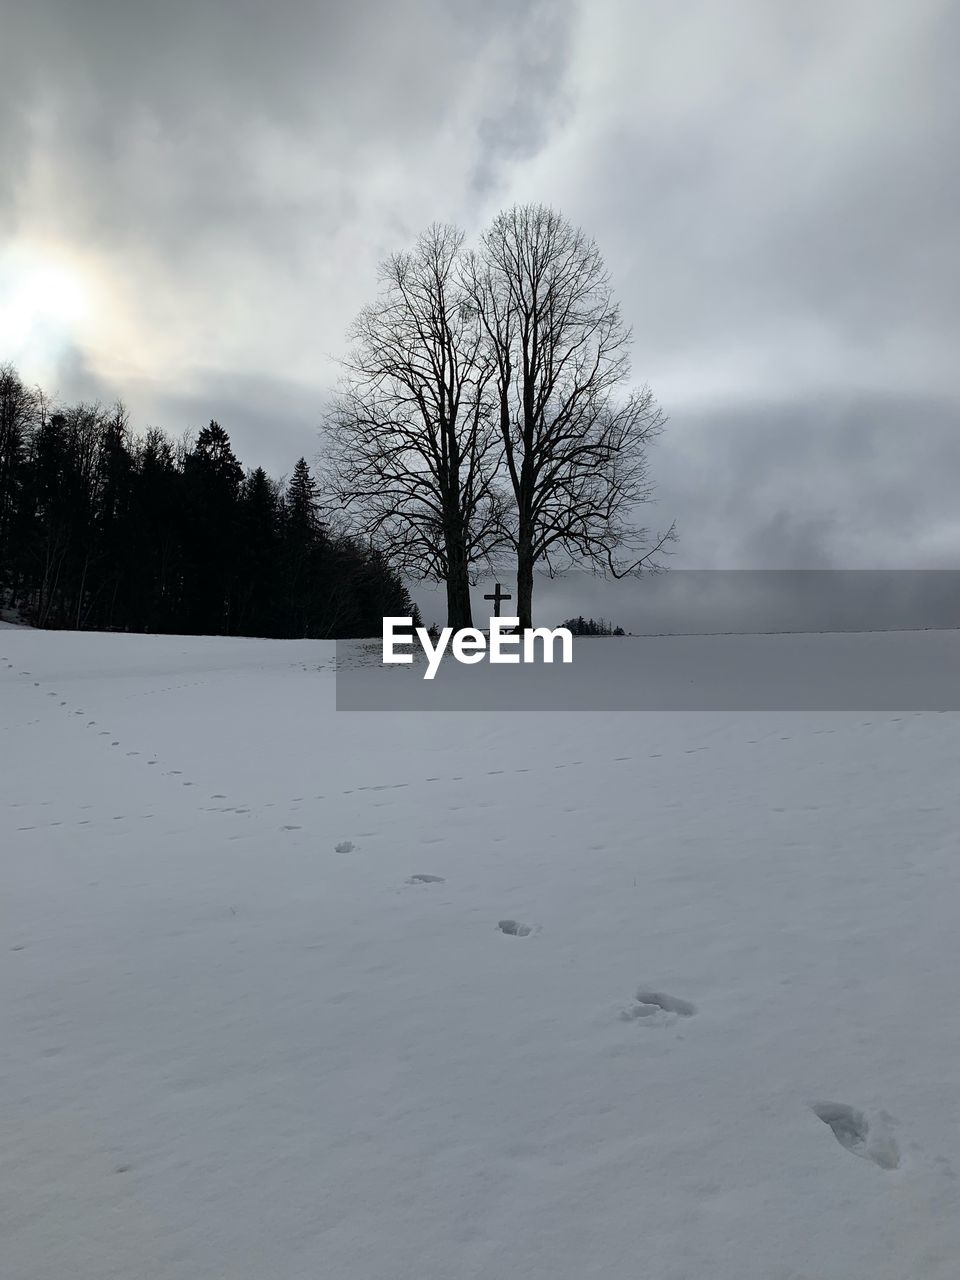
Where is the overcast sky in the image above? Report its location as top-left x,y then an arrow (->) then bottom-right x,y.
3,0 -> 958,593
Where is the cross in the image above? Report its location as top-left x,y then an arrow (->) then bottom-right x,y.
484,582 -> 512,618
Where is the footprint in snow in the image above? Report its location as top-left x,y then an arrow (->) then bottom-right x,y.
810,1101 -> 900,1170
620,990 -> 697,1022
407,874 -> 445,884
498,919 -> 539,937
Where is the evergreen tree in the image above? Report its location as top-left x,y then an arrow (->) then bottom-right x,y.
235,467 -> 280,636
181,421 -> 244,634
0,365 -> 40,603
280,458 -> 323,636
130,428 -> 183,631
561,615 -> 622,637
0,366 -> 415,639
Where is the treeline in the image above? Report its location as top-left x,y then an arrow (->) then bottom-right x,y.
0,363 -> 417,637
560,616 -> 626,636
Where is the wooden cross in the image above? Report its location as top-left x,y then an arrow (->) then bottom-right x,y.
484,582 -> 512,618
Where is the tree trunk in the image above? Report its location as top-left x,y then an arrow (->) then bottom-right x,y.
444,531 -> 474,630
515,536 -> 534,631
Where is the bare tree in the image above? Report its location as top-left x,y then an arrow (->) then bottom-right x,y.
465,204 -> 675,629
326,224 -> 505,629
0,364 -> 42,594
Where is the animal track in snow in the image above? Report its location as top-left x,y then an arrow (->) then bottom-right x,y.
621,989 -> 697,1021
498,919 -> 538,937
406,874 -> 445,884
810,1102 -> 900,1170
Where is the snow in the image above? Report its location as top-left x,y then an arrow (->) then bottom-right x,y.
336,627 -> 960,709
3,628 -> 960,1279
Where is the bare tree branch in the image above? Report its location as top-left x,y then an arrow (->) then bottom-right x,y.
323,225 -> 508,628
464,204 -> 676,626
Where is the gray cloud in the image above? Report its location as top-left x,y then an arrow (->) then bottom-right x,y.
4,1 -> 575,245
504,0 -> 959,404
2,0 -> 958,598
654,391 -> 960,569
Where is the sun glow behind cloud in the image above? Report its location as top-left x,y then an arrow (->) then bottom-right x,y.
0,244 -> 98,378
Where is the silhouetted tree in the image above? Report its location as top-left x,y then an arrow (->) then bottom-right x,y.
129,428 -> 183,631
560,615 -> 624,636
235,466 -> 280,636
465,204 -> 676,628
181,421 -> 244,634
280,457 -> 325,636
328,225 -> 505,629
0,364 -> 41,599
0,366 -> 415,639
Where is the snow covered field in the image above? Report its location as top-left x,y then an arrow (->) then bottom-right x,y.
3,629 -> 960,1279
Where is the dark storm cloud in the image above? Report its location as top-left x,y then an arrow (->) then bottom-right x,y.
2,0 -> 958,592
